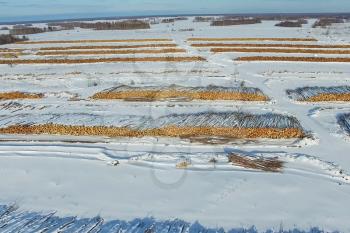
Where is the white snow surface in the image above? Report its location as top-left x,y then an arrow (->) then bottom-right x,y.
1,17 -> 350,232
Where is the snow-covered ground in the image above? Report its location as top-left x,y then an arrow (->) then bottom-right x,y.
1,17 -> 350,232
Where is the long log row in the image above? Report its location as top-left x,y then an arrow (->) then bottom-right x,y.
37,48 -> 186,56
38,44 -> 178,50
191,43 -> 350,49
16,39 -> 173,44
188,38 -> 317,42
287,86 -> 350,102
0,56 -> 206,64
92,85 -> 269,101
235,56 -> 350,63
92,90 -> 268,101
0,92 -> 43,100
0,124 -> 304,139
0,112 -> 305,139
211,48 -> 350,54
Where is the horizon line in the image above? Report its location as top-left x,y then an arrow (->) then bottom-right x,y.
1,11 -> 350,25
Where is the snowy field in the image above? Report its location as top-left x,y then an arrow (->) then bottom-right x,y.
1,17 -> 350,232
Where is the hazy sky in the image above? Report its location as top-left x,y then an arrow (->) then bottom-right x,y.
1,0 -> 350,21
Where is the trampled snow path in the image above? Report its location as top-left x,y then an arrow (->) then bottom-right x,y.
0,141 -> 350,231
0,142 -> 348,184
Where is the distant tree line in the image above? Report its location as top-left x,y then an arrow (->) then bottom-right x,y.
256,16 -> 308,21
275,19 -> 308,27
7,19 -> 151,35
0,34 -> 28,45
93,20 -> 150,30
8,23 -> 73,35
12,24 -> 33,29
178,28 -> 194,32
211,18 -> 261,26
48,20 -> 150,30
10,27 -> 46,35
312,18 -> 345,28
193,17 -> 215,22
193,14 -> 350,26
161,17 -> 188,23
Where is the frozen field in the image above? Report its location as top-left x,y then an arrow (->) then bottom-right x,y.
1,17 -> 350,232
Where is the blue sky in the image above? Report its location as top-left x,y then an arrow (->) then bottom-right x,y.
1,0 -> 350,21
